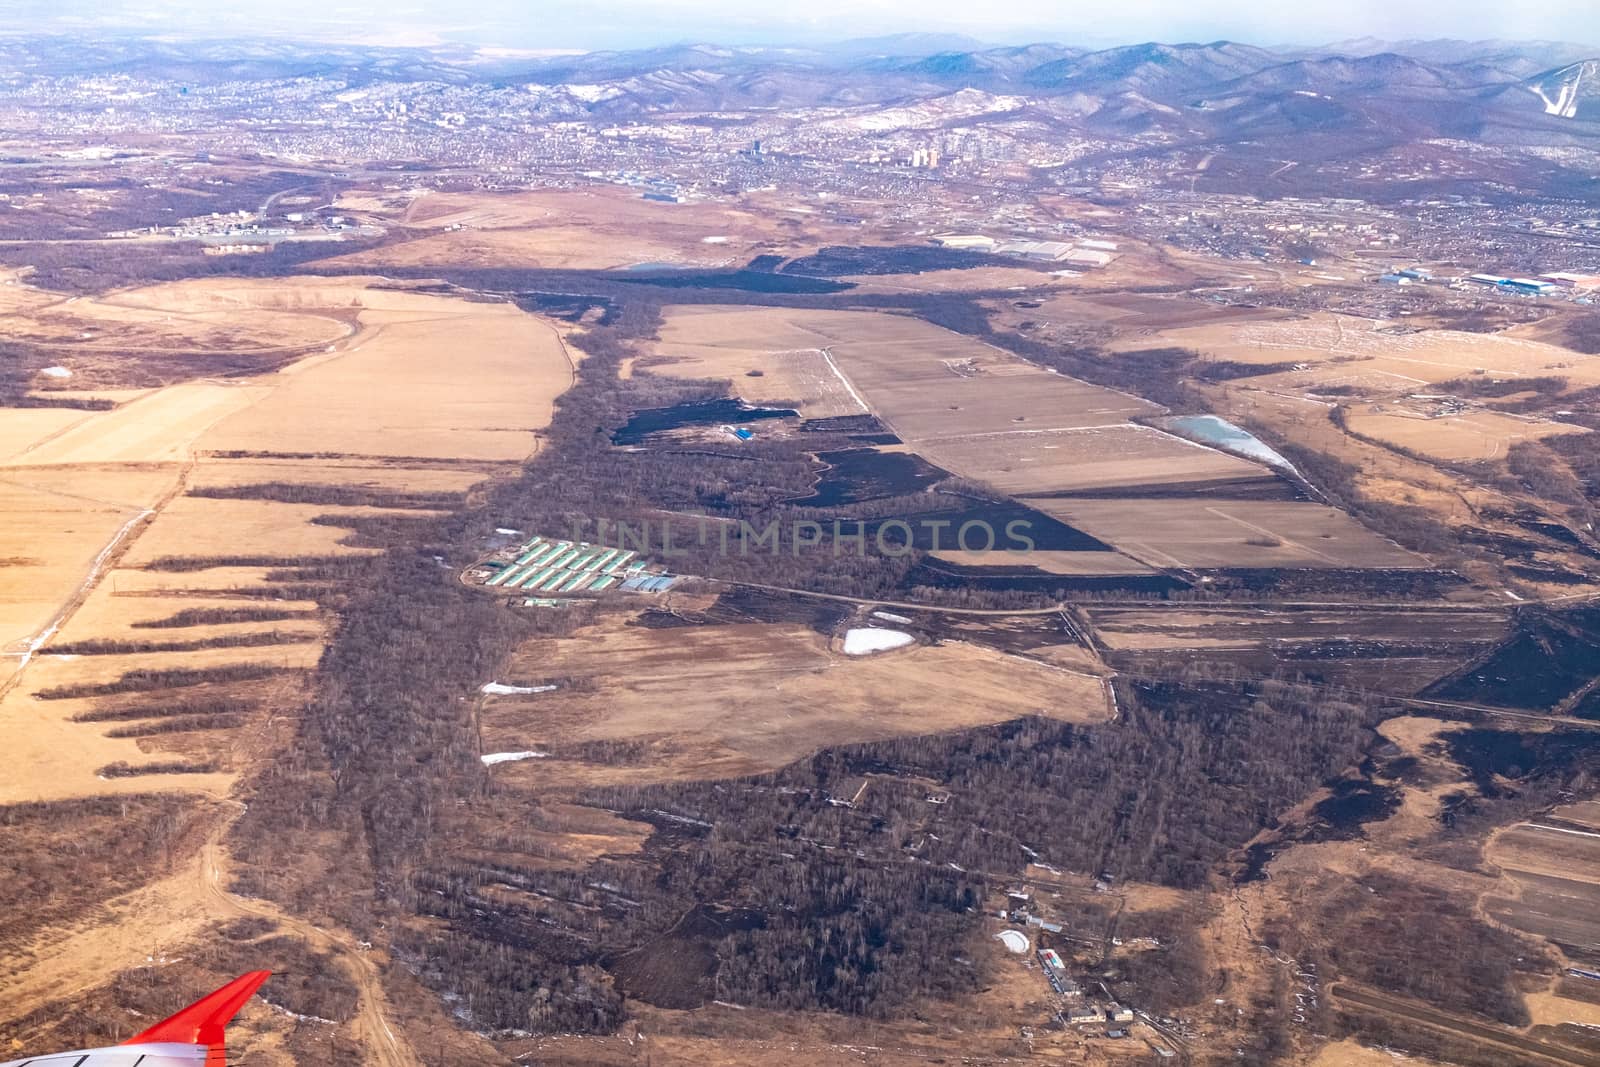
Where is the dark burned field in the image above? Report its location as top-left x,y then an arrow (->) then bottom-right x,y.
805,447 -> 948,506
611,397 -> 798,444
777,245 -> 1032,277
1423,607 -> 1600,712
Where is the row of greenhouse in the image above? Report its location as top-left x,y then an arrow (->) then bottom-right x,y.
480,536 -> 646,595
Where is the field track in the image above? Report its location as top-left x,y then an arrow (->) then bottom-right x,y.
0,803 -> 419,1066
1330,983 -> 1600,1067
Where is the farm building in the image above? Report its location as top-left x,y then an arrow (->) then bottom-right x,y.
997,239 -> 1075,261
1061,248 -> 1114,268
621,574 -> 678,592
472,534 -> 677,596
931,234 -> 997,251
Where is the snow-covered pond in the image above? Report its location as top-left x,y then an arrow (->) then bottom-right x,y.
481,750 -> 548,765
1161,414 -> 1295,470
481,682 -> 557,695
842,627 -> 915,655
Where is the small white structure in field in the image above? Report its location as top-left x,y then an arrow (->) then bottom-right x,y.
842,628 -> 914,655
996,929 -> 1029,954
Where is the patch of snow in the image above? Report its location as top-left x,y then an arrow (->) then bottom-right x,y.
842,628 -> 915,655
1528,61 -> 1597,119
565,83 -> 623,104
481,751 -> 548,765
996,929 -> 1030,954
650,809 -> 712,827
40,365 -> 71,378
265,1000 -> 338,1025
871,610 -> 912,624
834,90 -> 1026,132
494,527 -> 521,536
481,682 -> 557,695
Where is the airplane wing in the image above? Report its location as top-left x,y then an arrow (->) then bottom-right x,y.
0,971 -> 272,1067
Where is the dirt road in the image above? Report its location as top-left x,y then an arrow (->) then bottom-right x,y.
1329,983 -> 1600,1067
0,806 -> 419,1067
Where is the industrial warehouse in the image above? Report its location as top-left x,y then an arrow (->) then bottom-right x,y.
465,534 -> 680,596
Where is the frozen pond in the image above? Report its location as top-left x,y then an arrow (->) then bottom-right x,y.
481,682 -> 557,695
481,750 -> 548,765
1162,414 -> 1295,470
842,627 -> 915,655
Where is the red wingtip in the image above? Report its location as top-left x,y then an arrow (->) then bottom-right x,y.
122,970 -> 273,1049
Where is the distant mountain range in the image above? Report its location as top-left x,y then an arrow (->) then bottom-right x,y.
503,36 -> 1600,141
2,33 -> 1596,139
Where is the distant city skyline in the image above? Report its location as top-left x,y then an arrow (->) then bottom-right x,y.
7,0 -> 1598,53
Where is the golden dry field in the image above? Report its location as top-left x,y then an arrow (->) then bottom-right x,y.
1037,497 -> 1427,569
1343,404 -> 1585,461
914,423 -> 1266,494
1012,288 -> 1296,337
0,284 -> 352,354
1126,311 -> 1600,390
0,276 -> 572,804
1484,816 -> 1600,963
655,305 -> 1431,573
929,547 -> 1159,575
1086,605 -> 1507,652
480,608 -> 1111,789
320,186 -> 856,271
642,342 -> 867,419
657,306 -> 1163,441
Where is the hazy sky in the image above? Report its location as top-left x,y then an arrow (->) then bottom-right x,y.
14,0 -> 1600,50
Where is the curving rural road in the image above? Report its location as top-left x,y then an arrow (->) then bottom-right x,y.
0,805 -> 418,1067
195,812 -> 419,1067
